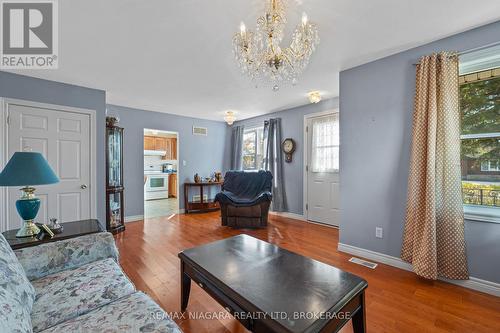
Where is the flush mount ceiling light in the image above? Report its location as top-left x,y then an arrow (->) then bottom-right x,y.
233,0 -> 320,91
224,111 -> 237,125
308,91 -> 321,103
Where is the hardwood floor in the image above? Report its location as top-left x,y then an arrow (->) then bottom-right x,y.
114,212 -> 500,333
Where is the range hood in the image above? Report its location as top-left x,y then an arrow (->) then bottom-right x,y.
144,150 -> 166,156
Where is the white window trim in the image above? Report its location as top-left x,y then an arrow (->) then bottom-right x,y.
242,126 -> 264,171
464,205 -> 500,224
460,131 -> 499,223
460,132 -> 500,140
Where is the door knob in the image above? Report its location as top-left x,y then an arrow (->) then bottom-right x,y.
80,184 -> 88,189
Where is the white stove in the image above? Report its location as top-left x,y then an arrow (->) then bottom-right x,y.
144,170 -> 169,200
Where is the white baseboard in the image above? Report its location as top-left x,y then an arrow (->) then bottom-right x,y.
178,208 -> 185,214
338,243 -> 500,297
124,215 -> 143,223
269,211 -> 306,221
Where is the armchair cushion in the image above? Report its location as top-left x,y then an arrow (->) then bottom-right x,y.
0,233 -> 36,332
31,258 -> 135,332
40,292 -> 183,333
215,170 -> 273,207
15,232 -> 119,281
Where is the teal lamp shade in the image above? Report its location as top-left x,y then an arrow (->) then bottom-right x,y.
0,152 -> 59,186
0,152 -> 59,237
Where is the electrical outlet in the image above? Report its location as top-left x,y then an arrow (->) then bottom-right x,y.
182,160 -> 187,166
375,227 -> 383,239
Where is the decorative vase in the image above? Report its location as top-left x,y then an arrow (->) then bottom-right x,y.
194,173 -> 201,183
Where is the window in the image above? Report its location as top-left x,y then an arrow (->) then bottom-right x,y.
481,160 -> 500,172
459,69 -> 500,216
242,127 -> 264,170
311,114 -> 339,173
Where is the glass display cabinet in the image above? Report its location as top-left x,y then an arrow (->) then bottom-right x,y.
105,116 -> 125,234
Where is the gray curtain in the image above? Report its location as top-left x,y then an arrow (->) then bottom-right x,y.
230,125 -> 244,170
264,118 -> 286,212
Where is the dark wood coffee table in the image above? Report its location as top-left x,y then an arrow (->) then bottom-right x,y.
2,219 -> 103,250
178,234 -> 368,333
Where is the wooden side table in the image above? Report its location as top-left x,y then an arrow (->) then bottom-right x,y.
184,182 -> 223,214
2,219 -> 103,250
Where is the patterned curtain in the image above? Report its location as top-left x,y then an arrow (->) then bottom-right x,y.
401,52 -> 469,280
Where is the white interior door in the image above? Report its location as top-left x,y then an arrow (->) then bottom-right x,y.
7,102 -> 92,229
305,112 -> 340,226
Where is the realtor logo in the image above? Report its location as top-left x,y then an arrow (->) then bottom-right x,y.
1,0 -> 58,69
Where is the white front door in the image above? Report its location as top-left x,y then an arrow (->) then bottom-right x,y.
305,112 -> 340,226
6,101 -> 92,229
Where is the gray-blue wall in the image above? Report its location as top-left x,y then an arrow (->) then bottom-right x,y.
106,104 -> 228,217
233,98 -> 339,215
0,71 -> 107,224
339,21 -> 500,282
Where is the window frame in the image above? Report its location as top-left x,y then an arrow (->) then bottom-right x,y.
242,126 -> 264,171
310,114 -> 340,173
459,72 -> 500,224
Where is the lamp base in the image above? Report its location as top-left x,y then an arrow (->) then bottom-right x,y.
15,187 -> 42,238
16,220 -> 41,238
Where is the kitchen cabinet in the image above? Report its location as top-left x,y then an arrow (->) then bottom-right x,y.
169,173 -> 177,198
169,138 -> 177,160
155,137 -> 167,151
144,136 -> 177,160
144,136 -> 155,150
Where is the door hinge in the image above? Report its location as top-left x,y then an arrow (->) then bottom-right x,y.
306,165 -> 309,172
6,114 -> 9,125
306,203 -> 308,210
306,126 -> 308,132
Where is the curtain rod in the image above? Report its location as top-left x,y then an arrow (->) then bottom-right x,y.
412,41 -> 500,66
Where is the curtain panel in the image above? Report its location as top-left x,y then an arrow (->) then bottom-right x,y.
311,114 -> 339,173
263,118 -> 286,212
401,52 -> 469,280
230,125 -> 244,170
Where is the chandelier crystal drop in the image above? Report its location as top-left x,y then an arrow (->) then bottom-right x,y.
233,0 -> 319,90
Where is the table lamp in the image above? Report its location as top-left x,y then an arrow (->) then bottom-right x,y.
0,152 -> 59,237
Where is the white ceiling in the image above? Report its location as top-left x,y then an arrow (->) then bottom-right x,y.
7,0 -> 500,121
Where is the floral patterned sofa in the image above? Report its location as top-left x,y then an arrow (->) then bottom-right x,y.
0,232 -> 182,333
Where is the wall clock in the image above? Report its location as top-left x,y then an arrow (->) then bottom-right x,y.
282,138 -> 296,163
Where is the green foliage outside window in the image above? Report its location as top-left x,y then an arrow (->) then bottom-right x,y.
459,73 -> 500,208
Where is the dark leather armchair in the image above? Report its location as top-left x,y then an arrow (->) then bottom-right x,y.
215,171 -> 273,228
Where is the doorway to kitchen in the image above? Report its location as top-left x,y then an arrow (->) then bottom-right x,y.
144,129 -> 179,219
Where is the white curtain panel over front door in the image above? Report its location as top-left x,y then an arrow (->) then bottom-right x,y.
311,114 -> 339,173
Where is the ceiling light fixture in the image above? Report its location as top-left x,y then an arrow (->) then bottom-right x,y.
233,0 -> 320,91
308,91 -> 321,103
224,111 -> 237,125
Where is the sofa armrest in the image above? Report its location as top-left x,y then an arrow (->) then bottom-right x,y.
14,232 -> 119,281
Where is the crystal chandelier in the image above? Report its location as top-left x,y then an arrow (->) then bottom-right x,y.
224,111 -> 237,125
232,0 -> 319,90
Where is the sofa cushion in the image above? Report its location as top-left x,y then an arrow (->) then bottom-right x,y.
40,292 -> 183,333
0,234 -> 35,333
15,232 -> 119,281
31,258 -> 135,332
